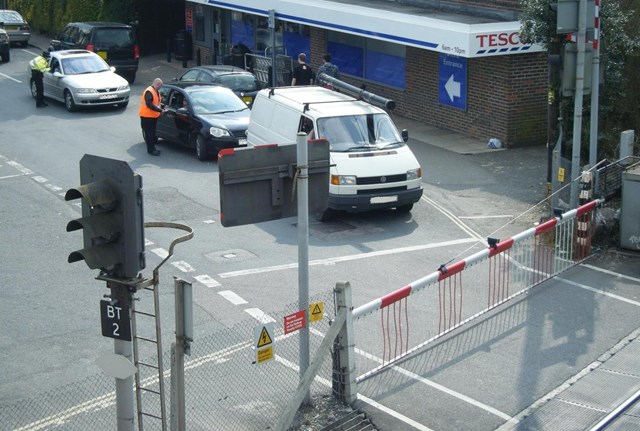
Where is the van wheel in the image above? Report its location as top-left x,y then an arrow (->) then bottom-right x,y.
64,90 -> 77,112
319,208 -> 336,222
396,204 -> 413,213
196,135 -> 208,161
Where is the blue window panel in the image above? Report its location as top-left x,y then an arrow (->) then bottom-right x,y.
329,42 -> 363,78
284,32 -> 310,62
366,50 -> 405,88
231,20 -> 255,50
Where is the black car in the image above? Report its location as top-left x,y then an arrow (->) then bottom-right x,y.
0,28 -> 9,62
157,83 -> 250,161
49,22 -> 139,83
175,65 -> 262,106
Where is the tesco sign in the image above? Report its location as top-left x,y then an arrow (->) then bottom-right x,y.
476,32 -> 521,48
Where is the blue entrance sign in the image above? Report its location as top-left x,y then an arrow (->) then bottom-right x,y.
438,54 -> 467,110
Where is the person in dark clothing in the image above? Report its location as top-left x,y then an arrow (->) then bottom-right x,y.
315,53 -> 340,86
291,53 -> 314,86
30,51 -> 50,108
138,78 -> 166,156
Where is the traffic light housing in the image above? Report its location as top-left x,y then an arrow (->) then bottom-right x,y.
66,155 -> 145,279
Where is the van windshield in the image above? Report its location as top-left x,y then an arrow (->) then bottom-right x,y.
316,114 -> 403,152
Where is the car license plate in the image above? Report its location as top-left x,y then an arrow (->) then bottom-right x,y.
242,96 -> 252,104
100,94 -> 117,100
6,26 -> 18,30
370,196 -> 398,204
238,139 -> 247,146
97,50 -> 107,60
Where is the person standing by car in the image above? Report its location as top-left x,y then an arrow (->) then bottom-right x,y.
291,53 -> 314,86
314,53 -> 340,87
30,51 -> 50,108
138,78 -> 166,156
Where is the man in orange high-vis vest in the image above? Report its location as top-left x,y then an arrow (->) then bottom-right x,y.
139,78 -> 166,156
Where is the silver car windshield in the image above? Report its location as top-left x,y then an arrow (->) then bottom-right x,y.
316,114 -> 403,152
61,56 -> 111,75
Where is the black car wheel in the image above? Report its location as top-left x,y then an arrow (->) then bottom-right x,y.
30,79 -> 37,98
1,49 -> 9,63
196,135 -> 208,161
396,204 -> 413,213
64,90 -> 77,112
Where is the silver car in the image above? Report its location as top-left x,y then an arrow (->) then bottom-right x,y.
29,49 -> 130,112
0,10 -> 30,46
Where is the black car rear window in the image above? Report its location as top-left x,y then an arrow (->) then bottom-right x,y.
219,75 -> 259,92
93,28 -> 136,48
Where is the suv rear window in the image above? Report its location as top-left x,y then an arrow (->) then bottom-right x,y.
93,28 -> 136,48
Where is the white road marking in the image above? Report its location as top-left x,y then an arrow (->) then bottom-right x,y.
194,274 -> 221,288
203,219 -> 216,224
557,277 -> 640,307
244,308 -> 276,323
422,195 -> 484,240
0,173 -> 25,180
6,160 -> 33,175
458,214 -> 513,219
31,176 -> 47,183
218,290 -> 248,305
0,72 -> 21,83
357,394 -> 435,431
218,237 -> 478,278
150,248 -> 168,259
144,239 -> 154,246
172,260 -> 195,272
45,183 -> 63,192
581,263 -> 640,283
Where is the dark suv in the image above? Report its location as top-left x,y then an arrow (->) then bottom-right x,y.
50,22 -> 139,83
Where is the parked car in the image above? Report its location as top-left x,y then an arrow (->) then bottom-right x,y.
49,22 -> 139,83
28,49 -> 130,112
0,28 -> 9,62
157,82 -> 250,160
0,10 -> 30,46
175,65 -> 262,106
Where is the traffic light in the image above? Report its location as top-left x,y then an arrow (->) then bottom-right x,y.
65,154 -> 145,279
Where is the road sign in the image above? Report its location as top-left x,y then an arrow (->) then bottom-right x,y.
100,300 -> 131,341
309,302 -> 324,322
439,54 -> 467,110
254,322 -> 274,363
284,310 -> 306,334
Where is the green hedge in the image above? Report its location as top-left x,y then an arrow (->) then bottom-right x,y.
5,0 -> 136,36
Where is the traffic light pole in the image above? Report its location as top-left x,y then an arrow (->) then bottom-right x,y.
109,281 -> 136,431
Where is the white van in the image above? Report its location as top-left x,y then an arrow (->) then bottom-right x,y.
246,86 -> 423,218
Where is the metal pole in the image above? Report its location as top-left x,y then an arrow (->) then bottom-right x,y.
296,132 -> 310,404
589,0 -> 601,167
269,9 -> 277,87
570,0 -> 588,208
172,278 -> 190,431
110,283 -> 135,431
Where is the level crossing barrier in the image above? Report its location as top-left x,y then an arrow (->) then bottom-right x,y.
350,200 -> 603,382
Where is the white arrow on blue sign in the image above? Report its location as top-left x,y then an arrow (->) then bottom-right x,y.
439,54 -> 467,110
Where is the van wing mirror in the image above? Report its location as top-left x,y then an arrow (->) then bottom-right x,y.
402,129 -> 409,142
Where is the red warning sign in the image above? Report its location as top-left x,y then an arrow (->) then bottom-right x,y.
284,310 -> 306,334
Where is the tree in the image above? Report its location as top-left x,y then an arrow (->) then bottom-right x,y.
518,0 -> 640,161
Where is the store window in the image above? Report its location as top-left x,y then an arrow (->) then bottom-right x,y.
328,31 -> 405,89
283,22 -> 310,62
231,11 -> 255,49
195,7 -> 205,42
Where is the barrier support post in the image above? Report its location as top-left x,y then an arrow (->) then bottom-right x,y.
333,281 -> 357,404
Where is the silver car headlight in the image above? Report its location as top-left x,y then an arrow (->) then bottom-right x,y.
117,84 -> 130,92
210,126 -> 230,138
0,33 -> 8,43
406,168 -> 422,180
76,88 -> 97,94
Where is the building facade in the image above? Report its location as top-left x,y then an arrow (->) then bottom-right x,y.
185,0 -> 548,147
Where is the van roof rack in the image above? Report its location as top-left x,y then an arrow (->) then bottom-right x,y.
317,73 -> 396,111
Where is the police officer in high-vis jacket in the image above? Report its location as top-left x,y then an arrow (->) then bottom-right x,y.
138,77 -> 166,156
30,51 -> 50,108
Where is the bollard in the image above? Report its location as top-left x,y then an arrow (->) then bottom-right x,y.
196,48 -> 201,66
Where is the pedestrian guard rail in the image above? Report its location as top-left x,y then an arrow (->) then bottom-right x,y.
349,200 -> 603,382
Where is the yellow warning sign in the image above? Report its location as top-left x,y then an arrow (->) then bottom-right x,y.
309,302 -> 324,322
558,167 -> 565,183
257,346 -> 273,363
257,326 -> 273,348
